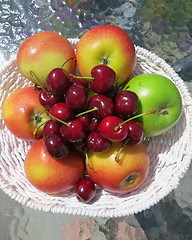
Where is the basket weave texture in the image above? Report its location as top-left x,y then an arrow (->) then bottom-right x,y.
1,38 -> 192,218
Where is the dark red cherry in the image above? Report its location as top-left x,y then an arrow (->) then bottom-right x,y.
65,84 -> 88,110
77,114 -> 92,129
89,118 -> 100,131
60,119 -> 86,142
88,94 -> 114,119
86,131 -> 111,152
91,65 -> 116,94
99,116 -> 128,142
39,90 -> 64,109
44,133 -> 69,159
76,177 -> 96,203
115,91 -> 138,118
46,68 -> 71,95
126,120 -> 144,145
70,74 -> 89,88
49,102 -> 73,122
43,119 -> 62,138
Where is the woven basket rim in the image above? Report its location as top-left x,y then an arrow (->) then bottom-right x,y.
0,40 -> 192,218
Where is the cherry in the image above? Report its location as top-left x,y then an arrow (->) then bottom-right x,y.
76,177 -> 96,203
46,68 -> 71,95
39,90 -> 64,109
106,86 -> 119,100
60,118 -> 86,142
44,133 -> 69,159
70,74 -> 89,88
77,113 -> 92,129
86,131 -> 111,152
115,91 -> 138,118
99,116 -> 128,142
71,65 -> 116,94
89,117 -> 100,131
126,120 -> 144,145
65,84 -> 88,110
43,119 -> 62,138
49,102 -> 73,122
90,65 -> 116,94
87,94 -> 114,119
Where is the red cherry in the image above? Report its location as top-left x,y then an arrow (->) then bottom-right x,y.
46,68 -> 71,95
91,65 -> 116,94
76,177 -> 96,203
39,90 -> 64,109
60,119 -> 86,143
43,119 -> 62,138
126,120 -> 144,145
65,84 -> 88,110
49,102 -> 73,122
86,131 -> 111,152
99,116 -> 128,142
88,94 -> 114,119
115,91 -> 138,118
44,133 -> 69,159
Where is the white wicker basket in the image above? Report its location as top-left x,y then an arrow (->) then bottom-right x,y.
1,39 -> 192,218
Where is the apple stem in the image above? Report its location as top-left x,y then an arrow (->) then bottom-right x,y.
33,118 -> 51,139
114,109 -> 157,131
115,138 -> 130,163
76,107 -> 98,117
30,71 -> 49,94
48,113 -> 70,126
61,58 -> 77,68
69,74 -> 94,82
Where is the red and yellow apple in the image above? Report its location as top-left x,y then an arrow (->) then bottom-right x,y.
2,87 -> 50,140
86,141 -> 149,194
24,138 -> 85,194
17,31 -> 76,87
76,25 -> 136,86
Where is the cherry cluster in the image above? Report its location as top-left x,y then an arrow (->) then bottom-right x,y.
37,64 -> 144,162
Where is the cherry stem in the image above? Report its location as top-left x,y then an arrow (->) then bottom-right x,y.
69,74 -> 94,82
61,58 -> 77,68
33,118 -> 51,139
114,109 -> 157,131
76,107 -> 98,117
30,71 -> 49,94
48,113 -> 70,126
115,138 -> 130,163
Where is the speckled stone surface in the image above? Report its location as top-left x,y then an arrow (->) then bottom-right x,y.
0,1 -> 192,239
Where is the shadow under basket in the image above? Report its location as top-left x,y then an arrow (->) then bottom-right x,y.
1,38 -> 192,218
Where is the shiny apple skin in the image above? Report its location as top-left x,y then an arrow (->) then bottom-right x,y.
86,141 -> 149,194
76,25 -> 136,86
24,138 -> 85,194
17,31 -> 76,87
2,87 -> 50,140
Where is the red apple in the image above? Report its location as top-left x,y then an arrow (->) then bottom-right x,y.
2,87 -> 50,140
24,138 -> 85,194
76,25 -> 136,86
17,31 -> 76,87
86,141 -> 149,194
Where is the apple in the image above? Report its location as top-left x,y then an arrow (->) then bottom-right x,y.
2,87 -> 50,140
24,138 -> 85,194
86,141 -> 149,194
76,25 -> 136,86
123,73 -> 183,137
17,31 -> 76,88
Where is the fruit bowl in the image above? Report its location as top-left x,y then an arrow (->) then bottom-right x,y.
0,38 -> 192,218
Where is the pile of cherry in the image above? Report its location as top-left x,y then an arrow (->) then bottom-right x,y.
37,64 -> 144,202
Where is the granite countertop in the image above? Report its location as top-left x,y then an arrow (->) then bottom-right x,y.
0,1 -> 192,239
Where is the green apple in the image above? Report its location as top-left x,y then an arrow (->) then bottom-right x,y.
123,73 -> 183,137
76,25 -> 136,86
